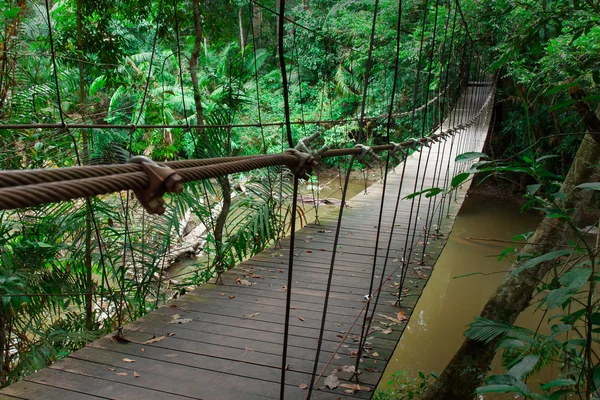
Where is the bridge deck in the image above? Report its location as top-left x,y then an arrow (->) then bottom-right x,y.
0,85 -> 493,400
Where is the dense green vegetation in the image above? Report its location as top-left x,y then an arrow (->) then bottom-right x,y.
1,0 -> 599,397
0,0 -> 475,386
383,1 -> 600,399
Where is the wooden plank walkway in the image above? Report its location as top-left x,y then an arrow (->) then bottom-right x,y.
0,84 -> 493,400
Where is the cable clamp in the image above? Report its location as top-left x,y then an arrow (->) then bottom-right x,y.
418,137 -> 431,148
285,132 -> 329,179
389,142 -> 405,163
354,144 -> 379,169
406,138 -> 420,151
284,149 -> 317,180
430,132 -> 443,142
129,156 -> 183,215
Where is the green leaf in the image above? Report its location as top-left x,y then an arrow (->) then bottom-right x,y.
590,312 -> 600,325
508,355 -> 539,379
509,250 -> 572,276
593,365 -> 600,392
3,7 -> 21,18
545,82 -> 578,96
451,173 -> 470,188
536,155 -> 560,163
540,378 -> 576,390
593,70 -> 600,85
455,152 -> 487,163
576,182 -> 600,192
490,52 -> 509,71
559,268 -> 592,289
475,385 -> 517,394
486,375 -> 530,395
403,187 -> 442,200
546,287 -> 573,309
500,339 -> 526,349
526,184 -> 542,196
89,75 -> 107,97
549,323 -> 572,337
549,100 -> 576,112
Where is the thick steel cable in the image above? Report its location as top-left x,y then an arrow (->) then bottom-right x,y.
0,155 -> 263,189
304,0 -> 381,393
0,142 -> 438,212
0,155 -> 299,210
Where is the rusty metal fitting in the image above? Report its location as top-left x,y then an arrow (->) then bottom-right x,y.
129,156 -> 183,215
354,144 -> 377,169
284,148 -> 317,180
389,142 -> 405,163
295,132 -> 320,155
389,142 -> 402,156
430,132 -> 442,142
418,137 -> 431,148
406,138 -> 420,150
284,133 -> 327,179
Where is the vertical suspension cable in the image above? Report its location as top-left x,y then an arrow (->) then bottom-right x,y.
277,0 -> 294,149
398,0 -> 441,300
436,7 -> 460,230
304,0 -> 381,396
277,0 -> 300,397
420,0 -> 455,262
119,0 -> 164,334
353,0 -> 404,377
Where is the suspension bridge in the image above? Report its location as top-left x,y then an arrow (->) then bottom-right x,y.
0,0 -> 499,397
0,81 -> 494,399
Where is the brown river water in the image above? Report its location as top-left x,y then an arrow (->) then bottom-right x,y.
377,190 -> 573,397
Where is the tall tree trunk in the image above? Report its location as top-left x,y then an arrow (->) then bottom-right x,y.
0,0 -> 26,115
238,7 -> 245,52
423,104 -> 600,399
190,0 -> 204,128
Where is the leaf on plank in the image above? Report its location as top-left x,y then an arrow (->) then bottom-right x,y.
143,335 -> 165,344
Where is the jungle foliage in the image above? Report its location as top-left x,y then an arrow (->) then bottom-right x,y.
0,0 -> 475,386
